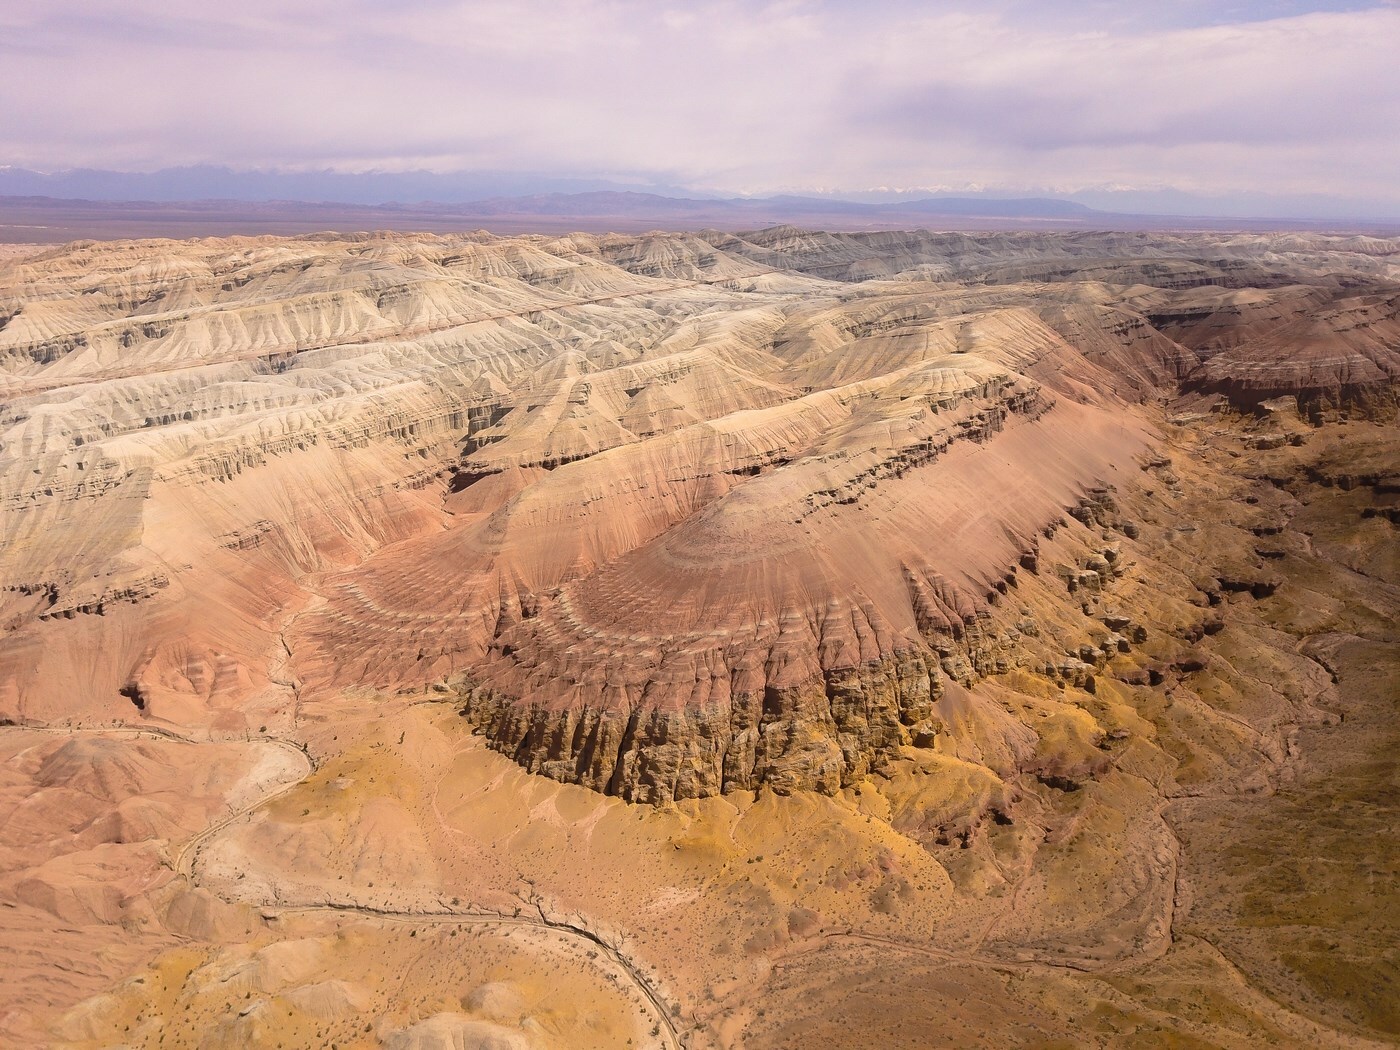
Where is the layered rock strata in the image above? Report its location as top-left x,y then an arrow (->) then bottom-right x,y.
2,228 -> 1396,802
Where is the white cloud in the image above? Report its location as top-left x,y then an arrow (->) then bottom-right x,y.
0,0 -> 1396,208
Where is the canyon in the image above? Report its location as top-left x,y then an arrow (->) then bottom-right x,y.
0,227 -> 1396,1048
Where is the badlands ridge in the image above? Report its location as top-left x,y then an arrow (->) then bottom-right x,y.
0,228 -> 1397,1048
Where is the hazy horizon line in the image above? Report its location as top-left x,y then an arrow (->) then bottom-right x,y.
3,166 -> 1400,224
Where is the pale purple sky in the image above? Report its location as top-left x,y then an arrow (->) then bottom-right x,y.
3,1 -> 1398,210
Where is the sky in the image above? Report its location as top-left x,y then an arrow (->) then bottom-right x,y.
2,0 -> 1398,215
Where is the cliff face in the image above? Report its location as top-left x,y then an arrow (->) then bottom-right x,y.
2,228 -> 1396,800
459,647 -> 940,803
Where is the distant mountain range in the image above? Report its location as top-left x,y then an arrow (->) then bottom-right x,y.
3,180 -> 1395,245
396,190 -> 1096,220
2,166 -> 1397,225
0,165 -> 1095,220
0,186 -> 1120,244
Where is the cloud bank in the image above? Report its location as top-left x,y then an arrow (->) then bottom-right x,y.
2,0 -> 1397,212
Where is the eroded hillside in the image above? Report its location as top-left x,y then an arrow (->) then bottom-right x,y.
0,229 -> 1396,1048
